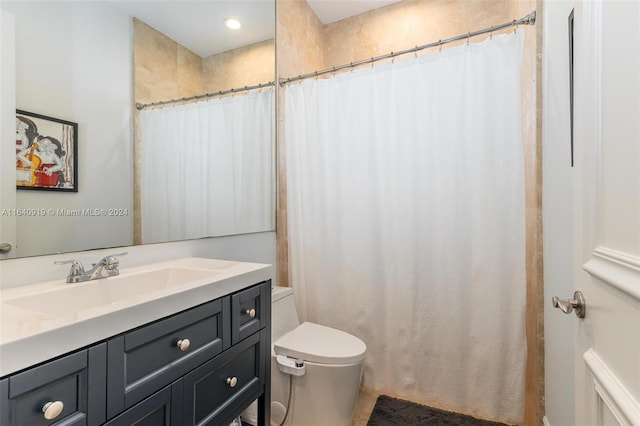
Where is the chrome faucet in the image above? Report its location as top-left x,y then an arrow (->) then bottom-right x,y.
55,252 -> 128,283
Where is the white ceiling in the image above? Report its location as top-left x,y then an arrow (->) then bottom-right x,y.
110,0 -> 400,58
109,0 -> 276,58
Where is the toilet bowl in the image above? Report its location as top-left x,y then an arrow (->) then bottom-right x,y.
242,286 -> 366,426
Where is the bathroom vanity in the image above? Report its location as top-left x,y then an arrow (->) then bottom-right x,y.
0,257 -> 272,426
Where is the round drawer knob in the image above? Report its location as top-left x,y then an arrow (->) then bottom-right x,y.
226,376 -> 238,388
176,339 -> 191,351
246,308 -> 256,318
42,400 -> 64,420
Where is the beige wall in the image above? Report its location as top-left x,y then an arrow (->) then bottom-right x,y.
277,0 -> 325,78
276,0 -> 542,424
134,19 -> 275,103
203,39 -> 275,93
133,19 -> 202,106
512,1 -> 544,425
277,0 -> 529,74
323,0 -> 511,67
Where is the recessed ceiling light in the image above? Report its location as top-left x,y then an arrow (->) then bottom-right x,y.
224,18 -> 242,30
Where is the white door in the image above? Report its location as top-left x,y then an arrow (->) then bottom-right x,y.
544,1 -> 640,425
0,9 -> 17,260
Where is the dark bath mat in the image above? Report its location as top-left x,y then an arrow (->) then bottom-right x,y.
367,395 -> 511,426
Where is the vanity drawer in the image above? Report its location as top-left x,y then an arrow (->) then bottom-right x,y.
0,344 -> 106,426
106,297 -> 230,418
104,383 -> 182,426
182,329 -> 265,426
231,281 -> 270,345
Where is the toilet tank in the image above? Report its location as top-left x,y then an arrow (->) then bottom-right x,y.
272,286 -> 301,341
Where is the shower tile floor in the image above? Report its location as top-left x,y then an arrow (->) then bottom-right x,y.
352,388 -> 380,425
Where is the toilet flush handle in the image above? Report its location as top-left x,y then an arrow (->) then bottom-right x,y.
276,355 -> 306,376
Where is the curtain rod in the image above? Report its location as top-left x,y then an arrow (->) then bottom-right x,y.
279,11 -> 536,86
136,81 -> 275,111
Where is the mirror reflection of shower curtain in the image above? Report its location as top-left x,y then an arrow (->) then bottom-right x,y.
285,33 -> 525,424
140,89 -> 274,243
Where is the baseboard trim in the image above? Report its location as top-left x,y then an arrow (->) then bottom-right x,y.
542,415 -> 551,426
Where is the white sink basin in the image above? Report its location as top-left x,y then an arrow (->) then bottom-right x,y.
0,256 -> 273,377
5,267 -> 218,316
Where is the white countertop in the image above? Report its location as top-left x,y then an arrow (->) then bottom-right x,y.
0,257 -> 272,377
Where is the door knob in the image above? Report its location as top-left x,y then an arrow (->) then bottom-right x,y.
552,291 -> 586,318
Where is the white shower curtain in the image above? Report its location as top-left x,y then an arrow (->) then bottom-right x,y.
285,33 -> 526,423
140,89 -> 274,243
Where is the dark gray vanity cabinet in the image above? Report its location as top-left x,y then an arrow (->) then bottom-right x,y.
183,329 -> 266,425
0,280 -> 271,426
104,384 -> 182,426
0,344 -> 107,426
231,281 -> 269,345
104,280 -> 271,425
105,297 -> 229,418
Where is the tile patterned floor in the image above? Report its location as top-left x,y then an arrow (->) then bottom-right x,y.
352,388 -> 381,426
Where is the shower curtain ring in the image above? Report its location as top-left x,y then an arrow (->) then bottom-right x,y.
439,39 -> 443,52
391,53 -> 394,64
415,46 -> 418,59
467,32 -> 470,45
490,26 -> 493,39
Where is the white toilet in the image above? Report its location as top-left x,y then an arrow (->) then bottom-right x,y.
243,286 -> 366,426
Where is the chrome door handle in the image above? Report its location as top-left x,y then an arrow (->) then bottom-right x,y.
552,291 -> 586,318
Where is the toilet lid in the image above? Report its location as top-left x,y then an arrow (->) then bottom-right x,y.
274,322 -> 367,365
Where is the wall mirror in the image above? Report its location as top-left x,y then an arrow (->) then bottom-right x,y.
0,0 -> 275,260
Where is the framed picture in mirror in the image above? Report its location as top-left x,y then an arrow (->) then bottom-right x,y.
15,110 -> 78,192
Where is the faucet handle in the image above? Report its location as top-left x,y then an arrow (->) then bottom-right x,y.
102,252 -> 128,261
54,259 -> 85,276
95,252 -> 128,270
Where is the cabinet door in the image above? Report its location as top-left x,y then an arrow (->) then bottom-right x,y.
0,344 -> 106,426
182,329 -> 265,426
104,383 -> 182,426
231,281 -> 270,345
107,298 -> 229,418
